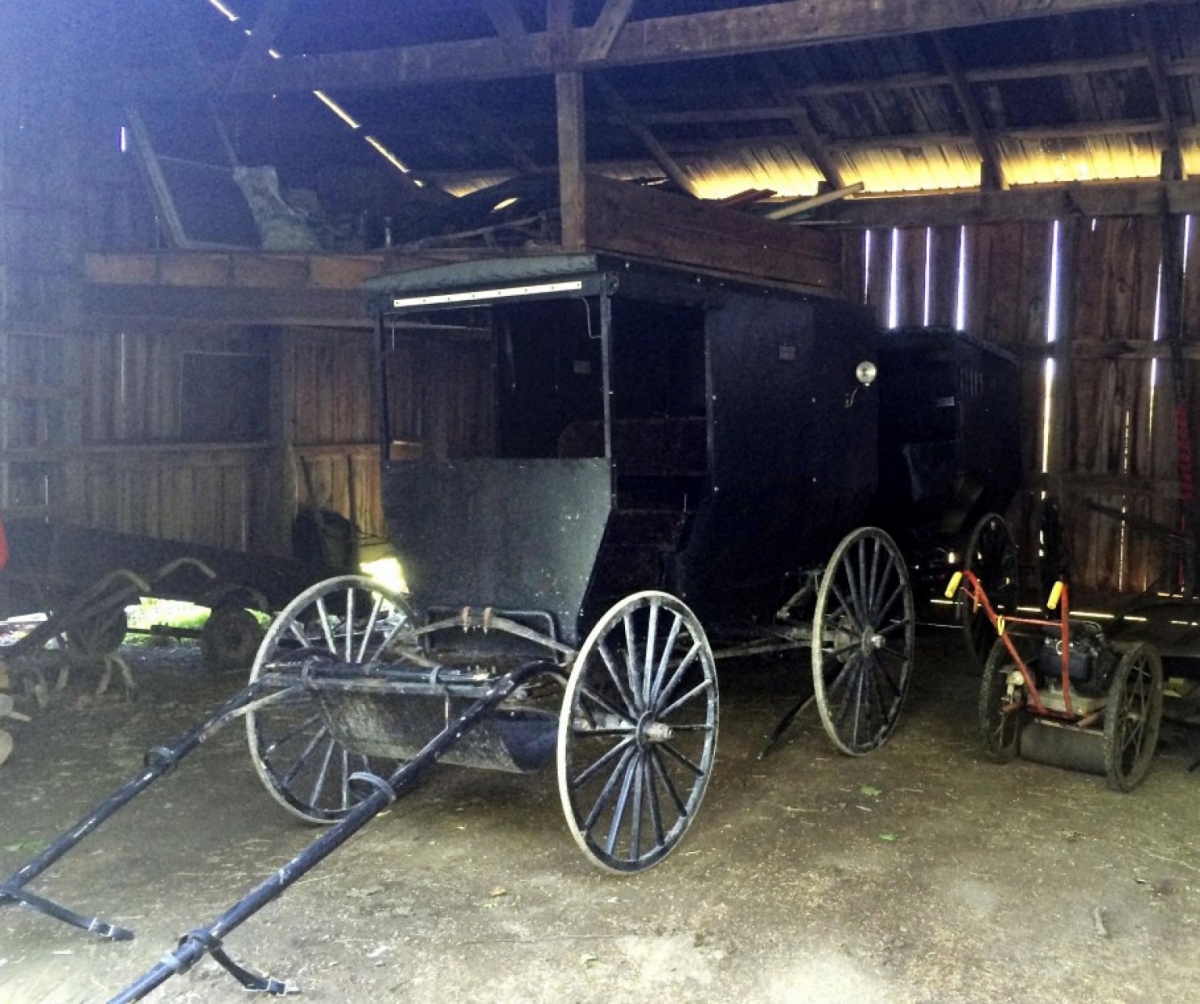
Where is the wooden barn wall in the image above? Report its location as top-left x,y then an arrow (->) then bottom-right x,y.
288,328 -> 386,552
846,216 -> 1196,598
71,320 -> 283,554
41,319 -> 388,563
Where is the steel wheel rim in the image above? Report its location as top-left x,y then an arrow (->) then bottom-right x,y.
1105,643 -> 1163,791
960,514 -> 1018,669
557,591 -> 718,873
246,574 -> 415,823
812,528 -> 915,756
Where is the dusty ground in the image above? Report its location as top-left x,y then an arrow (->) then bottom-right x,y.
2,631 -> 1200,1004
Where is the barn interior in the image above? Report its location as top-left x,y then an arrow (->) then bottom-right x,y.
3,2 -> 1200,1002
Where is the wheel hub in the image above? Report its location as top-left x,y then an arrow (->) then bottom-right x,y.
859,630 -> 885,654
637,714 -> 674,747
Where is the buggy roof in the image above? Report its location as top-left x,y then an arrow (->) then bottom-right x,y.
364,252 -> 826,312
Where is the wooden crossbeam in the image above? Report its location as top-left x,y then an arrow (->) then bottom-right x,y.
166,0 -> 1160,94
579,0 -> 637,63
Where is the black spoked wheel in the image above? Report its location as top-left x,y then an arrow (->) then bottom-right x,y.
812,527 -> 915,756
557,591 -> 718,874
960,513 -> 1019,670
247,575 -> 416,823
978,638 -> 1028,763
1103,642 -> 1163,792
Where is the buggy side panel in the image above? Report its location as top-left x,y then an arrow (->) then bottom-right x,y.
674,294 -> 879,619
381,458 -> 611,647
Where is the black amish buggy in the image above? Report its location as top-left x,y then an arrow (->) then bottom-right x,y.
2,252 -> 1020,1000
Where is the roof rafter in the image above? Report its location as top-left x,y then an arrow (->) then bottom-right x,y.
754,54 -> 845,190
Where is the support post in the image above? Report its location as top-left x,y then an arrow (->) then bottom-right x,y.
556,71 -> 587,249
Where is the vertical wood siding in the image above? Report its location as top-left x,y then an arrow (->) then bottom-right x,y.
846,215 -> 1195,598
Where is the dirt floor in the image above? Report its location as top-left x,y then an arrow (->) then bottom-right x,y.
3,630 -> 1200,1004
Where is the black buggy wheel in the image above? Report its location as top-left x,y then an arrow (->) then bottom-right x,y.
960,513 -> 1019,670
978,637 -> 1029,763
1103,642 -> 1163,792
246,575 -> 416,823
557,591 -> 718,873
812,527 -> 915,756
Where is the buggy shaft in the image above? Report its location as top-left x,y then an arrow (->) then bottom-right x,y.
0,680 -> 292,920
109,658 -> 557,1003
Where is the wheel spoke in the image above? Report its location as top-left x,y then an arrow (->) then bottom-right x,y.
583,745 -> 637,831
657,677 -> 713,721
571,735 -> 636,789
657,738 -> 705,778
279,725 -> 329,788
643,601 -> 660,708
315,597 -> 338,653
653,640 -> 702,714
622,612 -> 645,708
643,756 -> 665,849
649,747 -> 688,816
309,738 -> 337,807
604,756 -> 639,857
598,639 -> 640,716
344,588 -> 355,661
579,683 -> 637,726
648,612 -> 684,705
262,713 -> 323,757
629,755 -> 646,862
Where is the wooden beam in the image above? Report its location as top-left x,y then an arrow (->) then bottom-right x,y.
592,76 -> 697,196
477,0 -> 528,40
448,98 -> 540,173
932,31 -> 1006,191
185,0 -> 1162,94
556,71 -> 587,248
227,0 -> 292,91
86,283 -> 371,327
755,55 -> 845,190
1141,5 -> 1184,179
812,179 -> 1200,227
578,0 -> 637,64
476,0 -> 534,69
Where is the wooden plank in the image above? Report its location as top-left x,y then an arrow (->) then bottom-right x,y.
84,253 -> 159,284
86,283 -> 370,327
895,227 -> 927,328
158,254 -> 230,287
582,174 -> 843,292
307,255 -> 385,289
197,0 -> 1150,94
232,255 -> 312,289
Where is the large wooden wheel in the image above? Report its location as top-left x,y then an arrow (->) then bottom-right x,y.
960,513 -> 1019,670
812,527 -> 915,756
246,575 -> 416,823
557,591 -> 718,873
